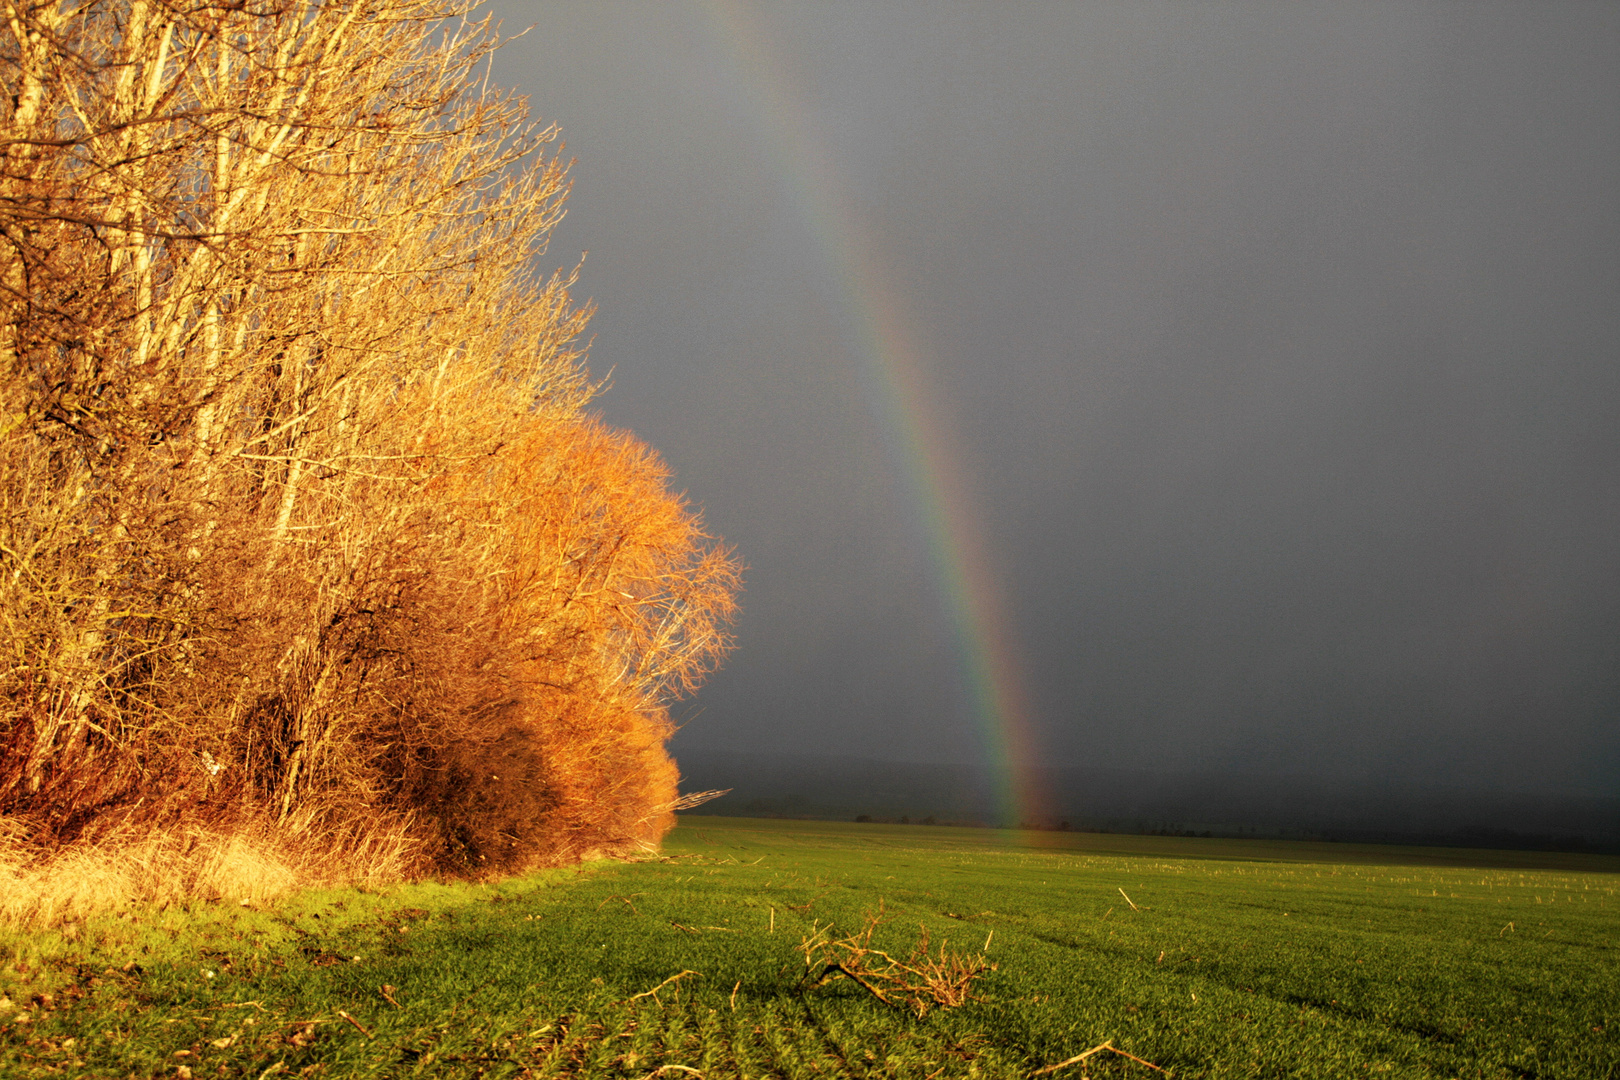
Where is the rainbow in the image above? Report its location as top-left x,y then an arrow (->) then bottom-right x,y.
705,2 -> 1049,829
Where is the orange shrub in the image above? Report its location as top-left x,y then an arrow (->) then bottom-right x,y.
0,0 -> 738,912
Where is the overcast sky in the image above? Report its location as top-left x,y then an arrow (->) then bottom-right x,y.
491,2 -> 1620,798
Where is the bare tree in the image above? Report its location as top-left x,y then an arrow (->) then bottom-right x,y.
0,0 -> 737,881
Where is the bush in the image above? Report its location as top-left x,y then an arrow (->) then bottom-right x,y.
0,0 -> 737,912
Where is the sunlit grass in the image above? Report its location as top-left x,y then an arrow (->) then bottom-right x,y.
1,817 -> 1615,1077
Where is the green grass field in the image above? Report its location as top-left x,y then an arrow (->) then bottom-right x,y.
2,817 -> 1616,1078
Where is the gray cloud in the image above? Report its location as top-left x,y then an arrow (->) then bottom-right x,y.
493,2 -> 1620,798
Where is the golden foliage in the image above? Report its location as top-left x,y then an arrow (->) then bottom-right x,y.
0,0 -> 738,917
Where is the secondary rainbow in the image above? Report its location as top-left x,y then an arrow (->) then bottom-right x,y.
706,1 -> 1048,829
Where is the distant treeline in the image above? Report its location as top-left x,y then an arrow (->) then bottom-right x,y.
0,0 -> 738,904
835,816 -> 1612,853
677,752 -> 1620,855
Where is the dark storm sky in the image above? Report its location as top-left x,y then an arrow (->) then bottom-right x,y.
491,2 -> 1620,798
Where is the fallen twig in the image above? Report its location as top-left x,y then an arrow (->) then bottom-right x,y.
1118,888 -> 1141,912
1032,1040 -> 1163,1075
336,1010 -> 372,1038
807,961 -> 896,1005
628,970 -> 700,1005
1031,1042 -> 1112,1075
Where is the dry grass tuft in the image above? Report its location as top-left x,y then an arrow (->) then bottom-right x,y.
798,904 -> 996,1016
0,815 -> 414,928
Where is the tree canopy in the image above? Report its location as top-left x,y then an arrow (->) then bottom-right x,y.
0,0 -> 738,900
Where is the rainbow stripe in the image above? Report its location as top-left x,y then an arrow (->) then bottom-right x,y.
705,1 -> 1049,829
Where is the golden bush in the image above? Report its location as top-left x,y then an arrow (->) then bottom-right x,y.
0,0 -> 737,915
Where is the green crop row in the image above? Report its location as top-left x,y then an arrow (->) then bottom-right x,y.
2,818 -> 1615,1078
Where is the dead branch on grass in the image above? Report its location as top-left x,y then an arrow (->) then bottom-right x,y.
627,970 -> 699,1005
1031,1040 -> 1164,1075
797,904 -> 994,1017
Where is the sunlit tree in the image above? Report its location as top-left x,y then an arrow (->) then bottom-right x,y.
0,0 -> 737,883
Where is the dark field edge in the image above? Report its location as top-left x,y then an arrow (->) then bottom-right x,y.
671,751 -> 1620,855
676,814 -> 1620,874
